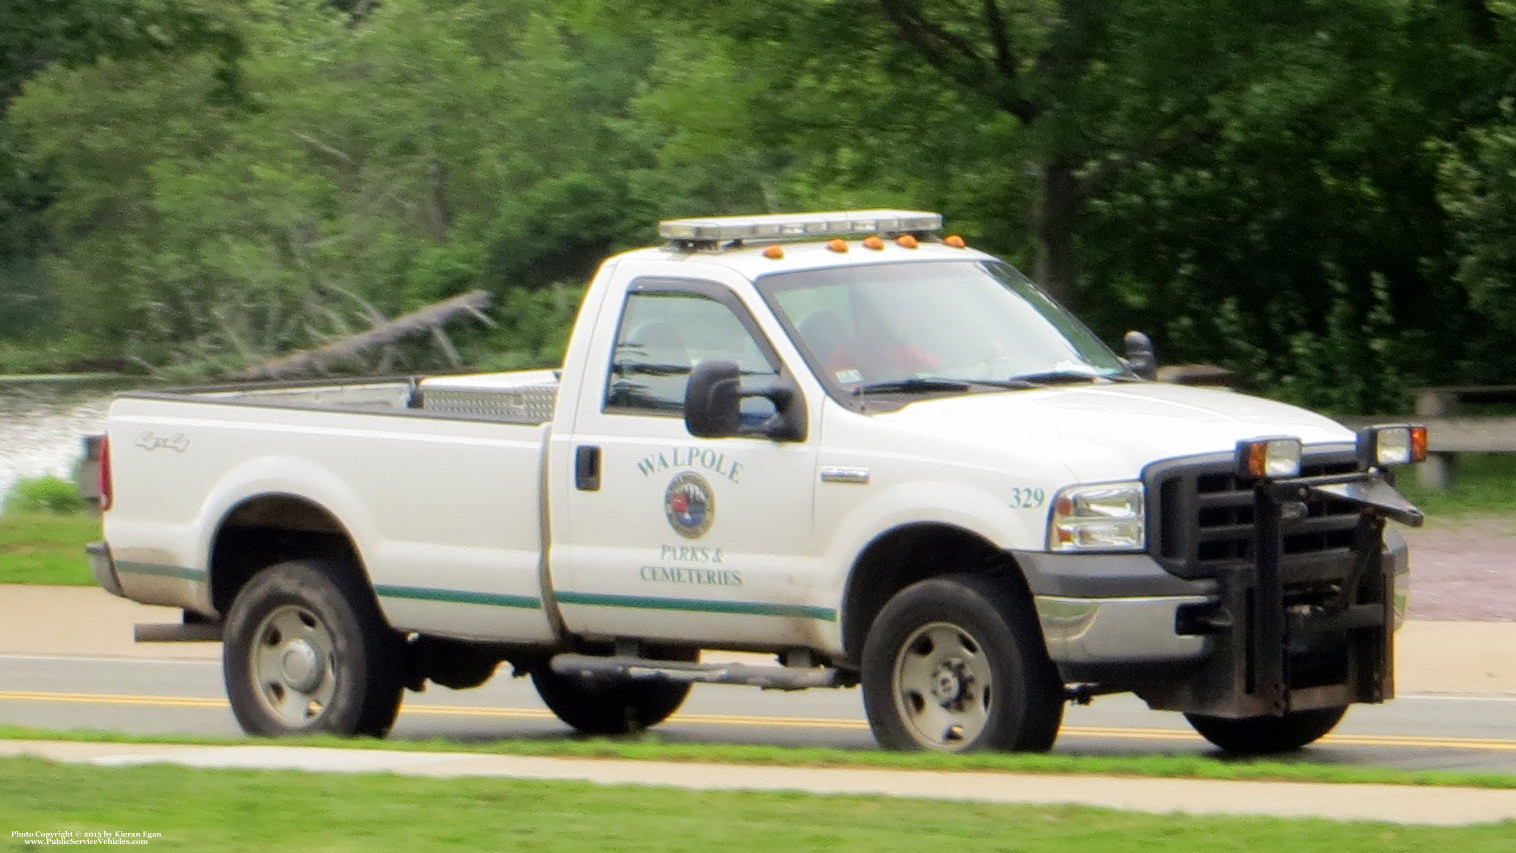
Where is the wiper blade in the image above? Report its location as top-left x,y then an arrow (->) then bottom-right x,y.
853,378 -> 970,395
852,377 -> 1033,395
1008,370 -> 1107,386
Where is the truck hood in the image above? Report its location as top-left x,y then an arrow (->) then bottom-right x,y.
878,382 -> 1355,482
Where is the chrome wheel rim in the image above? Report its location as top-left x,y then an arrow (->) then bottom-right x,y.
891,621 -> 992,750
249,604 -> 337,728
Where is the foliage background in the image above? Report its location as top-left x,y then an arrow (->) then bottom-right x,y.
3,0 -> 1516,413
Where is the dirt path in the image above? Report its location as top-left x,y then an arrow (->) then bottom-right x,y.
1402,515 -> 1516,621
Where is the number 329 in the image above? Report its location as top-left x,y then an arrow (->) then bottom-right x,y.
1010,488 -> 1046,509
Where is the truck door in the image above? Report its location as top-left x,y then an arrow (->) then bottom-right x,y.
550,278 -> 823,648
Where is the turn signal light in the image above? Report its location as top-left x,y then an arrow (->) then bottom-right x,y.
896,234 -> 919,248
862,235 -> 885,250
826,238 -> 848,253
1236,437 -> 1303,480
763,244 -> 784,259
944,235 -> 967,248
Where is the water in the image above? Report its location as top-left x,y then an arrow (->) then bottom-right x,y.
0,381 -> 117,509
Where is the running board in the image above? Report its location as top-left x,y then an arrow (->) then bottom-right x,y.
549,654 -> 844,691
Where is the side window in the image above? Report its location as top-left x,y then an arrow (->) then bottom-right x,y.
606,289 -> 779,417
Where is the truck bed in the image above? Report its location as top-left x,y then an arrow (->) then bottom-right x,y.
100,369 -> 565,644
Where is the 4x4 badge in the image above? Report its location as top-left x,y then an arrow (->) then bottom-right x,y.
665,472 -> 715,539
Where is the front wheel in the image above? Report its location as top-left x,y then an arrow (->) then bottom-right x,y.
223,560 -> 403,737
1184,706 -> 1347,755
861,574 -> 1064,752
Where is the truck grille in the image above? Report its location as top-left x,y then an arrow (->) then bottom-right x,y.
1146,449 -> 1362,580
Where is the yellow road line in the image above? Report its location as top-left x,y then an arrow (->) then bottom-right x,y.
0,690 -> 224,709
4,690 -> 1516,752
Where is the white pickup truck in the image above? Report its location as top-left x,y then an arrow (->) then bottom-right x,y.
90,210 -> 1427,754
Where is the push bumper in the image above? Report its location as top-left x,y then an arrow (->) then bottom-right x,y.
1020,475 -> 1417,703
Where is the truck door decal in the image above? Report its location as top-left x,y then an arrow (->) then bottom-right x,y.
664,472 -> 715,538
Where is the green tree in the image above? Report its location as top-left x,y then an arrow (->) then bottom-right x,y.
12,0 -> 659,372
0,0 -> 241,350
1438,100 -> 1516,382
635,0 -> 1516,407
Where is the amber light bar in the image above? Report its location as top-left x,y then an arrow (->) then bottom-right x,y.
660,210 -> 942,244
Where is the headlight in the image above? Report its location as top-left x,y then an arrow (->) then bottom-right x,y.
1048,482 -> 1145,552
1357,424 -> 1428,468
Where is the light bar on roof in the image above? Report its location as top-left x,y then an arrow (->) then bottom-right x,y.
660,210 -> 943,244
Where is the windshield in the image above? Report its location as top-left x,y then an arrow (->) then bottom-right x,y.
758,260 -> 1129,403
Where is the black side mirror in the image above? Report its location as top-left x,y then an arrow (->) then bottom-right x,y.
683,359 -> 806,441
1123,331 -> 1158,380
684,360 -> 743,438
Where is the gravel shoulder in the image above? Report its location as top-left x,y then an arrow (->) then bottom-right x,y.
1402,514 -> 1516,622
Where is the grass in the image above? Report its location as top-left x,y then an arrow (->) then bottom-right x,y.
0,511 -> 98,585
2,726 -> 1514,791
2,757 -> 1514,852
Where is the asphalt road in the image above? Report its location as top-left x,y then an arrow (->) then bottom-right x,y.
4,651 -> 1515,773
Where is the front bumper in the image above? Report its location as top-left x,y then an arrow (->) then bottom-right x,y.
1034,593 -> 1212,674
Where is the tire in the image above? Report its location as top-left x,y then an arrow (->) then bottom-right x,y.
223,560 -> 403,738
861,574 -> 1064,752
1184,706 -> 1347,755
532,647 -> 697,735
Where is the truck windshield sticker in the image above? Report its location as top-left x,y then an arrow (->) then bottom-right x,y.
665,472 -> 715,538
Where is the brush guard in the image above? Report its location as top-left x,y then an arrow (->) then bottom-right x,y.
1145,466 -> 1423,719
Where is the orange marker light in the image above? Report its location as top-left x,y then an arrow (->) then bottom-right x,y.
826,238 -> 849,253
896,234 -> 919,249
763,244 -> 784,259
1245,442 -> 1269,478
1410,426 -> 1429,463
944,235 -> 967,249
862,235 -> 885,251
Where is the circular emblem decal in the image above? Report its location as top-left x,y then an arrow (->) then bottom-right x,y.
665,472 -> 715,539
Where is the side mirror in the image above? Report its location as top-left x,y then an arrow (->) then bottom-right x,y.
1123,331 -> 1158,381
684,359 -> 807,441
684,360 -> 743,438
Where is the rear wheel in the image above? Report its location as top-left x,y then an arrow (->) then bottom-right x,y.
223,560 -> 403,737
532,647 -> 697,735
1184,706 -> 1347,754
861,574 -> 1064,752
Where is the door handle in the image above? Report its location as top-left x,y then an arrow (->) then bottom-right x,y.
575,445 -> 601,491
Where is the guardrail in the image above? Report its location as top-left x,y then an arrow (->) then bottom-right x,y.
1343,385 -> 1516,490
